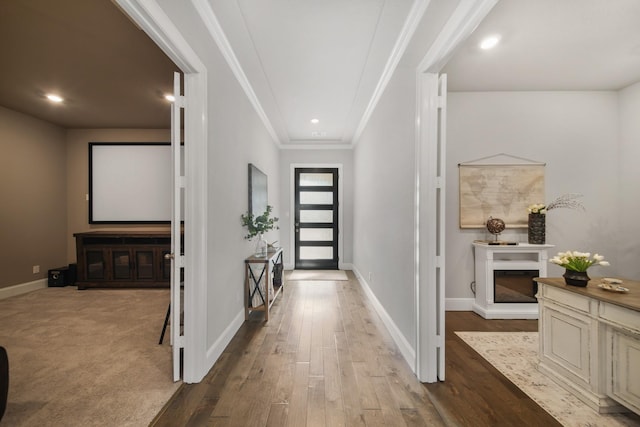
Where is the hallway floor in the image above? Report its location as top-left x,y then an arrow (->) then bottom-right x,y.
152,272 -> 445,426
152,272 -> 560,426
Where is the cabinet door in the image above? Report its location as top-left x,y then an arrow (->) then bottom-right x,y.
134,250 -> 154,280
608,328 -> 640,414
160,249 -> 172,281
85,249 -> 107,280
541,305 -> 592,385
112,250 -> 132,280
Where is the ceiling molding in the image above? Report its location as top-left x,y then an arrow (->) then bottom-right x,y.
191,0 -> 281,147
350,0 -> 433,147
417,0 -> 498,73
116,0 -> 205,73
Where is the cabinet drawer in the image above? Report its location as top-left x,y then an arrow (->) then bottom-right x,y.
543,285 -> 590,313
600,303 -> 640,332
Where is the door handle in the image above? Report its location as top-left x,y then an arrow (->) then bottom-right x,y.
164,253 -> 175,260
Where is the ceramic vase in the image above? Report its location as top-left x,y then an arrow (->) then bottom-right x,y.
528,213 -> 545,244
563,269 -> 590,287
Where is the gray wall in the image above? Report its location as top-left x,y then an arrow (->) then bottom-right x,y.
618,82 -> 640,279
446,90 -> 629,303
352,65 -> 418,349
157,0 -> 281,351
278,149 -> 353,269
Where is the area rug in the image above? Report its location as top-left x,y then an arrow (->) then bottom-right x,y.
0,287 -> 180,426
455,332 -> 640,427
288,270 -> 348,281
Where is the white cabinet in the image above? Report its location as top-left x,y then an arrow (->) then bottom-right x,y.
472,243 -> 553,319
537,278 -> 640,415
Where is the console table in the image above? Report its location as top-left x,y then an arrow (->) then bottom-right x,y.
74,231 -> 173,289
245,248 -> 283,321
535,277 -> 640,415
472,242 -> 554,319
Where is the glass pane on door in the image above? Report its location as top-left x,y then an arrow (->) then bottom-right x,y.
300,173 -> 333,186
300,191 -> 333,205
136,251 -> 154,279
300,247 -> 333,260
300,210 -> 333,223
113,251 -> 131,280
299,228 -> 333,241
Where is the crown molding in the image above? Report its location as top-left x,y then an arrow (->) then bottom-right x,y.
191,0 -> 282,147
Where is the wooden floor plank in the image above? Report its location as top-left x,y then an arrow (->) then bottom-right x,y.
152,273 -> 566,427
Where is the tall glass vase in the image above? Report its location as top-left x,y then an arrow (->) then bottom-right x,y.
528,213 -> 545,244
255,234 -> 267,257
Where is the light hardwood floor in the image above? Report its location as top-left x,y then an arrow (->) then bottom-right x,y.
152,272 -> 557,426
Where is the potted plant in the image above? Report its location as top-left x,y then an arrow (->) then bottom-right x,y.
241,205 -> 279,256
550,251 -> 610,286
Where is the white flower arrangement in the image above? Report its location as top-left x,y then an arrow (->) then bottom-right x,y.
550,251 -> 610,272
527,193 -> 585,215
527,203 -> 546,214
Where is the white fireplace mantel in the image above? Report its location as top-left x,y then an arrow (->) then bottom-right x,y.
472,242 -> 554,319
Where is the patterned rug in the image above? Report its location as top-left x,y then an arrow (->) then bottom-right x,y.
455,332 -> 640,427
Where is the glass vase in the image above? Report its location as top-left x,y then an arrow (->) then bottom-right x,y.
255,234 -> 267,257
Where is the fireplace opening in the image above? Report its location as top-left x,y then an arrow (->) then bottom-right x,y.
494,270 -> 539,303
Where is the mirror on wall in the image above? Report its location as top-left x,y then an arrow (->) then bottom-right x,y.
248,163 -> 268,218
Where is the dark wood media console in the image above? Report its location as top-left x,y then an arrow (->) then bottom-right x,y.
74,231 -> 174,290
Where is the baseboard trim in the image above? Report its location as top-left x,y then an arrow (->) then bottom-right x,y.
351,265 -> 416,370
446,298 -> 475,311
0,279 -> 48,300
205,309 -> 244,366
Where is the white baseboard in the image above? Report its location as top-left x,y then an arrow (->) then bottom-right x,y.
351,265 -> 416,370
205,309 -> 245,370
339,263 -> 353,270
0,279 -> 48,300
445,298 -> 475,311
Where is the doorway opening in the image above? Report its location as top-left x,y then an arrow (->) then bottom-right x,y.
294,167 -> 339,270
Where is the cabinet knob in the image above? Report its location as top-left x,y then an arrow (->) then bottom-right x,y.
164,253 -> 175,260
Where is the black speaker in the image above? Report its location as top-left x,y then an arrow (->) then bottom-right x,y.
48,267 -> 69,287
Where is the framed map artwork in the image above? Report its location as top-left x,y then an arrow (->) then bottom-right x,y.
459,164 -> 545,228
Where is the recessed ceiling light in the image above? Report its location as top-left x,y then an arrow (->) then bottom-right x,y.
480,35 -> 500,50
164,94 -> 175,102
46,94 -> 64,103
310,118 -> 319,124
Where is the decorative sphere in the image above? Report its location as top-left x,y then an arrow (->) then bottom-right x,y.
486,217 -> 505,235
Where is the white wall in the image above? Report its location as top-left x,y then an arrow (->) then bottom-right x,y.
353,65 -> 417,349
157,0 -> 280,353
446,91 -> 621,302
618,82 -> 640,279
278,149 -> 353,269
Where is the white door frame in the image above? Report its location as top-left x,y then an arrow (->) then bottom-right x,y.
413,0 -> 497,382
289,163 -> 344,270
116,0 -> 210,383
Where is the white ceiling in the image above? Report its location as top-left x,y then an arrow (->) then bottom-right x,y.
443,0 -> 640,91
208,0 -> 417,144
1,0 -> 638,138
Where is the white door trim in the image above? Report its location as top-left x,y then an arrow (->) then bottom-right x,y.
116,0 -> 210,384
413,0 -> 498,382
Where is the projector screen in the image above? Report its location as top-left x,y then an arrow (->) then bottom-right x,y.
89,143 -> 178,224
